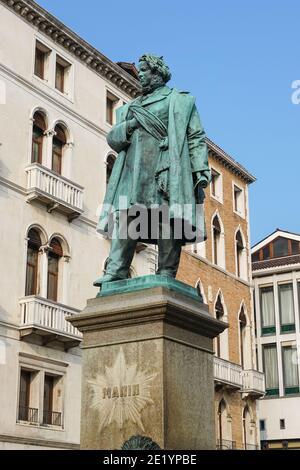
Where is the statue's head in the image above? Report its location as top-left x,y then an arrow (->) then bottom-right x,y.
138,54 -> 172,94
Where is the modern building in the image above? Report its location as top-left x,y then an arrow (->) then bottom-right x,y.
0,0 -> 264,450
177,139 -> 265,450
252,229 -> 300,450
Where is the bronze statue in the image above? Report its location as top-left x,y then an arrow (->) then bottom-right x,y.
94,54 -> 210,286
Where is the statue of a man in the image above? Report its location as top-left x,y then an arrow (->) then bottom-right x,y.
94,54 -> 210,286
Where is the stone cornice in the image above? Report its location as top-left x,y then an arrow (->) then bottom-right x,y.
0,0 -> 141,98
0,433 -> 79,449
207,138 -> 256,185
67,286 -> 226,339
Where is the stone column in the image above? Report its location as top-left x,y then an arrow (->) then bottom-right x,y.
67,275 -> 226,450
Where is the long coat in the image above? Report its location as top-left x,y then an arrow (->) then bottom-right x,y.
97,86 -> 209,244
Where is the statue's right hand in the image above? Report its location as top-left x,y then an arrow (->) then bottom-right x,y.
126,118 -> 140,136
128,117 -> 139,130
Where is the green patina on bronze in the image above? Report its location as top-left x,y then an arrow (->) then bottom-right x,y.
94,54 -> 210,288
121,435 -> 161,450
97,274 -> 203,302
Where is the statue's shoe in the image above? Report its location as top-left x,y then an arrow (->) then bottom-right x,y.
93,273 -> 124,287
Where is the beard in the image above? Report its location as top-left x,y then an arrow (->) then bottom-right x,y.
141,75 -> 165,95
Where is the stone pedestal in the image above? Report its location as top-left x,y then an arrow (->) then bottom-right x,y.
67,276 -> 226,450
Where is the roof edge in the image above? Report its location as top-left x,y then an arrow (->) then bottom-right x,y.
206,138 -> 256,184
1,0 -> 141,98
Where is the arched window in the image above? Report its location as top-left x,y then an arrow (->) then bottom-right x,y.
212,216 -> 221,265
196,279 -> 207,303
217,399 -> 233,449
215,295 -> 224,357
32,112 -> 46,164
47,238 -> 63,302
25,229 -> 42,296
239,307 -> 247,368
52,125 -> 66,175
243,406 -> 255,449
106,154 -> 116,185
236,231 -> 244,277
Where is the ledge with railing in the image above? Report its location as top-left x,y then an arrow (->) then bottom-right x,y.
43,410 -> 62,427
18,406 -> 39,423
26,163 -> 84,219
241,369 -> 265,397
19,296 -> 82,349
214,356 -> 243,389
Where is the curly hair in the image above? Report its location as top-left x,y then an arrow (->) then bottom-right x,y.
139,54 -> 172,84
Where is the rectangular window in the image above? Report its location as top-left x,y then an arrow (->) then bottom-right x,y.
260,420 -> 266,431
34,48 -> 45,79
211,168 -> 222,200
292,240 -> 299,255
43,374 -> 62,426
55,63 -> 65,92
262,245 -> 270,260
233,184 -> 244,214
273,238 -> 289,258
55,56 -> 71,94
106,97 -> 114,125
260,286 -> 276,335
263,344 -> 279,396
282,346 -> 299,395
34,41 -> 50,80
18,369 -> 38,423
280,419 -> 286,430
278,284 -> 295,333
106,91 -> 119,125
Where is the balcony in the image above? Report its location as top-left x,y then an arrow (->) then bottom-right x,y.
26,163 -> 84,220
19,296 -> 82,350
241,369 -> 265,397
214,357 -> 243,389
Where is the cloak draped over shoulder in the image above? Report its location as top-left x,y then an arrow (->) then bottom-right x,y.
97,86 -> 209,244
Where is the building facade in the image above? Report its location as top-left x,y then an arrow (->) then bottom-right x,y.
252,229 -> 300,450
0,0 -> 264,450
177,140 -> 265,450
0,0 -> 151,449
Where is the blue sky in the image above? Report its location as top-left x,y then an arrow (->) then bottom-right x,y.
36,0 -> 300,245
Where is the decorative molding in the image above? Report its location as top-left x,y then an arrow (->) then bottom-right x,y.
0,175 -> 26,195
186,250 -> 253,288
0,63 -> 107,138
0,433 -> 79,450
80,334 -> 214,355
68,287 -> 225,340
19,351 -> 69,367
0,0 -> 141,98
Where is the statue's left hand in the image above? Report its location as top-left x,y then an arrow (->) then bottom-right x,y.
194,170 -> 210,189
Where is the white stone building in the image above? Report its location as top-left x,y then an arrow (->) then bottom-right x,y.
0,0 -> 152,449
252,229 -> 300,449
